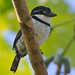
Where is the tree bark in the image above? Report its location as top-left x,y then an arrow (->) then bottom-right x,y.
12,0 -> 48,75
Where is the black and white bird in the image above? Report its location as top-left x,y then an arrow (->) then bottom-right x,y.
10,6 -> 57,73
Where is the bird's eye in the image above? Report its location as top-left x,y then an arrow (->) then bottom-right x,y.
43,11 -> 47,13
40,10 -> 43,13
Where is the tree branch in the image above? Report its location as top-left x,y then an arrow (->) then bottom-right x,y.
45,56 -> 54,67
62,25 -> 75,56
56,64 -> 61,75
62,36 -> 74,56
12,0 -> 48,75
54,18 -> 75,28
50,18 -> 75,33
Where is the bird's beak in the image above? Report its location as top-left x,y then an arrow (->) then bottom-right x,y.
46,12 -> 57,17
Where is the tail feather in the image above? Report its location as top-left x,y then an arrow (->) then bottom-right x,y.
10,54 -> 21,73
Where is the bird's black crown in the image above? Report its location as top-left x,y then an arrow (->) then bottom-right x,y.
31,6 -> 57,17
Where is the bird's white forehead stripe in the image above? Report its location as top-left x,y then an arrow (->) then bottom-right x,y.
33,10 -> 40,12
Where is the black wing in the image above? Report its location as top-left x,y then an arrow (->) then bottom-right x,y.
13,29 -> 22,49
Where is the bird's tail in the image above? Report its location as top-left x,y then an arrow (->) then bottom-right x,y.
10,54 -> 21,73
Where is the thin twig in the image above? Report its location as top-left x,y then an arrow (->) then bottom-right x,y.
62,25 -> 75,56
74,25 -> 75,39
62,36 -> 74,56
56,64 -> 61,75
53,18 -> 75,28
45,56 -> 54,67
50,18 -> 75,33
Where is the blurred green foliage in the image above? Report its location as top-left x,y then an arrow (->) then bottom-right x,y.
0,0 -> 75,75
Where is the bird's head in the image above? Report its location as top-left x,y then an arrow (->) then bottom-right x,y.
31,6 -> 57,17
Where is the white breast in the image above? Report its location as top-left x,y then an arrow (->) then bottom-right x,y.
16,15 -> 50,52
32,15 -> 50,46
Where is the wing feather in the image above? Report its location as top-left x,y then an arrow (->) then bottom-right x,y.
13,29 -> 22,49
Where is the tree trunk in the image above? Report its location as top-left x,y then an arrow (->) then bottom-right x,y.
12,0 -> 48,75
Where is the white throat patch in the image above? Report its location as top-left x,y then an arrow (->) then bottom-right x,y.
32,15 -> 51,46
